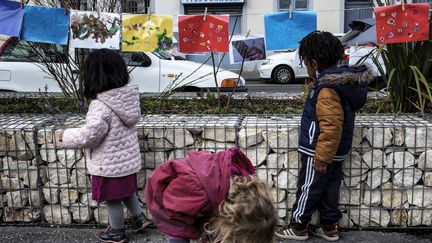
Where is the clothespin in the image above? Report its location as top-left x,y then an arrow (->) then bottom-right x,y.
289,4 -> 293,19
64,1 -> 68,15
245,29 -> 251,38
20,0 -> 24,9
147,7 -> 152,20
96,5 -> 100,17
203,7 -> 208,21
401,0 -> 405,11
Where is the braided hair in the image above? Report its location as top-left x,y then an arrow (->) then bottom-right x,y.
298,31 -> 344,70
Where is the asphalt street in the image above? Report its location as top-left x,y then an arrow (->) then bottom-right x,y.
0,226 -> 431,243
245,79 -> 305,94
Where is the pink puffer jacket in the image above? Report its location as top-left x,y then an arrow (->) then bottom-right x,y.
63,85 -> 142,177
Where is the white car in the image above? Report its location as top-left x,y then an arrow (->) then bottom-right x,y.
258,50 -> 308,84
0,38 -> 246,92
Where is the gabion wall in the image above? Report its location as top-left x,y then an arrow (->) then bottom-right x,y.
0,114 -> 431,228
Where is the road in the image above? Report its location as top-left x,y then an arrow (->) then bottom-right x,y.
245,78 -> 305,94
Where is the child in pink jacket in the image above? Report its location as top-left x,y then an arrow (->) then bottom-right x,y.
59,49 -> 150,243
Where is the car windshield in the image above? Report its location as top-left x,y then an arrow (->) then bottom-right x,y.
340,29 -> 361,45
152,51 -> 172,60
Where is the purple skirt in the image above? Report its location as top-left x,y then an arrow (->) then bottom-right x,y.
92,173 -> 137,203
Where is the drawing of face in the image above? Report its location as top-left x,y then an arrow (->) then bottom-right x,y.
391,12 -> 397,17
408,32 -> 413,38
183,37 -> 190,43
413,27 -> 419,32
217,37 -> 222,42
200,32 -> 205,38
402,22 -> 408,28
192,30 -> 197,35
380,37 -> 385,43
388,32 -> 394,38
209,23 -> 214,29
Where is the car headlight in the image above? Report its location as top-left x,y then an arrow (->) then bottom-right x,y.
261,59 -> 273,65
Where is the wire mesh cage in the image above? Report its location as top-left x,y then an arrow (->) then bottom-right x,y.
0,114 -> 431,229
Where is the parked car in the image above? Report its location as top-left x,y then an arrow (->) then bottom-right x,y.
0,37 -> 246,92
259,19 -> 383,86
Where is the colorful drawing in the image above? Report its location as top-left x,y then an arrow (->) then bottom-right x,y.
178,15 -> 229,53
264,11 -> 317,51
122,14 -> 173,52
21,5 -> 69,45
229,36 -> 266,64
0,0 -> 24,37
375,3 -> 430,45
69,10 -> 121,49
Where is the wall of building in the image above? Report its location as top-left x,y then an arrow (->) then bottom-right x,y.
243,0 -> 275,35
310,0 -> 345,34
153,0 -> 183,29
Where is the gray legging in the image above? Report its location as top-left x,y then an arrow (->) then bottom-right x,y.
106,194 -> 142,230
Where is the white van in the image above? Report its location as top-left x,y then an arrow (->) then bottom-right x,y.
0,37 -> 246,92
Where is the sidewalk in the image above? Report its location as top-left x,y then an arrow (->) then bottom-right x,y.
0,226 -> 431,243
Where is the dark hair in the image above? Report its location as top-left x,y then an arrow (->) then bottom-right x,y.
81,49 -> 129,99
298,31 -> 344,69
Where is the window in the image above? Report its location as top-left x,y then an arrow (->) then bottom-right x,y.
0,39 -> 66,63
278,0 -> 309,11
128,1 -> 138,13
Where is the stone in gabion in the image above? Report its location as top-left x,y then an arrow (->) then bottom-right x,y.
366,127 -> 392,148
70,169 -> 89,193
274,170 -> 297,191
40,144 -> 57,163
70,203 -> 93,223
387,151 -> 416,170
168,149 -> 190,160
238,128 -> 264,148
5,190 -> 28,208
381,187 -> 408,209
241,142 -> 268,167
94,206 -> 128,224
418,150 -> 432,171
407,207 -> 432,226
37,129 -> 53,145
202,127 -> 236,143
202,140 -> 235,153
0,176 -> 23,190
137,190 -> 145,204
343,173 -> 367,188
136,170 -> 153,189
146,138 -> 174,152
56,149 -> 83,167
21,208 -> 41,222
8,133 -> 35,160
165,129 -> 195,148
266,153 -> 286,172
0,132 -> 11,156
28,190 -> 44,206
406,186 -> 432,207
393,167 -> 423,188
286,192 -> 297,209
42,183 -> 59,204
44,205 -> 71,224
271,188 -> 287,203
255,166 -> 274,187
3,207 -> 24,222
2,157 -> 32,178
47,162 -> 70,185
138,139 -> 148,152
392,128 -> 405,146
343,151 -> 368,176
264,128 -> 299,153
80,193 -> 98,208
404,127 -> 432,152
340,185 -> 362,206
363,188 -> 382,207
352,127 -> 367,149
275,202 -> 287,218
349,206 -> 390,227
362,149 -> 387,169
144,128 -> 164,139
142,151 -> 168,169
339,212 -> 353,228
23,165 -> 48,189
424,172 -> 432,187
366,169 -> 391,189
390,209 -> 408,226
60,189 -> 79,206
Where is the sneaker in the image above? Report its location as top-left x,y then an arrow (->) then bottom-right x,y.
130,212 -> 152,233
309,224 -> 340,241
99,228 -> 127,243
275,223 -> 309,240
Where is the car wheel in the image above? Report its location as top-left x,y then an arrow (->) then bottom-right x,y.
272,65 -> 294,84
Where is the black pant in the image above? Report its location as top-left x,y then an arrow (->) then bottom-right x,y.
290,154 -> 343,225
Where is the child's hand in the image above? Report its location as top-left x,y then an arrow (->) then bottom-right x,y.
313,160 -> 327,174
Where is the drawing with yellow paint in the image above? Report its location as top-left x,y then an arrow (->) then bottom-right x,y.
122,14 -> 173,52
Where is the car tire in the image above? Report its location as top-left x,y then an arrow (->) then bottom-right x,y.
272,65 -> 295,84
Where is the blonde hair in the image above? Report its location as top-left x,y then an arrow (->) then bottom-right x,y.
205,175 -> 277,243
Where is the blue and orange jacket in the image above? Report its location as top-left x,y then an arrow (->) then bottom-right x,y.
298,65 -> 372,164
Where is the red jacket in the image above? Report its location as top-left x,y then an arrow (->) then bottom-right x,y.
145,147 -> 255,239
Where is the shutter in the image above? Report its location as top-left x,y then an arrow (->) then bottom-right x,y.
183,4 -> 243,15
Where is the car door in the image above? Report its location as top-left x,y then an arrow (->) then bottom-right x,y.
122,52 -> 160,92
0,39 -> 62,92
